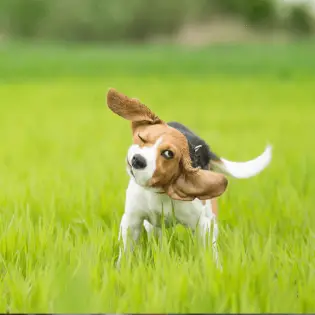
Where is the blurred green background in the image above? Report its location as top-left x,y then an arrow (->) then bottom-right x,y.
0,0 -> 315,313
0,0 -> 315,41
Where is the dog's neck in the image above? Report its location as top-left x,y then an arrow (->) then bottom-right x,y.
129,176 -> 165,194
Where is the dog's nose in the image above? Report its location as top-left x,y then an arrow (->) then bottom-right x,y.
131,154 -> 147,169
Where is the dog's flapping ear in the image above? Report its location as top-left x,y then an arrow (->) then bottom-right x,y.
166,169 -> 228,201
165,150 -> 228,201
107,88 -> 162,125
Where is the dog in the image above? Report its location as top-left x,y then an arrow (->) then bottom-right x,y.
106,88 -> 272,268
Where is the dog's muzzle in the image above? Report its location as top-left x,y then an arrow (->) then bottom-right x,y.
131,154 -> 147,170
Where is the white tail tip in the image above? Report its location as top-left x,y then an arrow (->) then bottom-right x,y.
211,145 -> 272,179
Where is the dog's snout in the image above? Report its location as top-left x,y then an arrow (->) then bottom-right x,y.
131,154 -> 147,170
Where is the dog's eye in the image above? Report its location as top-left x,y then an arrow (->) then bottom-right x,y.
161,150 -> 174,160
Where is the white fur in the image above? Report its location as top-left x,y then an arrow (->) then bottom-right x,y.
211,145 -> 272,179
117,179 -> 220,268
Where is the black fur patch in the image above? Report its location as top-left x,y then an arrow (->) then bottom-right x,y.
167,121 -> 219,170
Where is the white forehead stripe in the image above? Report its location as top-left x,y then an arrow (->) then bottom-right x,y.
155,136 -> 163,148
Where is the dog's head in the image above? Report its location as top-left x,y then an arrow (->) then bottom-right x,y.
106,88 -> 228,201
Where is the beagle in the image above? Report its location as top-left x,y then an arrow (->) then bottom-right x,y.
106,88 -> 272,268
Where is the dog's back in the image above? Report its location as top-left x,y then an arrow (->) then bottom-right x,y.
167,121 -> 219,170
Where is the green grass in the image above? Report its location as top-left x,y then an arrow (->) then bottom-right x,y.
0,41 -> 315,313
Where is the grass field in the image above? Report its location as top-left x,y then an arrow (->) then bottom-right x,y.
0,40 -> 315,313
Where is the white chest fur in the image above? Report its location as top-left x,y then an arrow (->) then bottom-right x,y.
125,179 -> 214,229
117,179 -> 220,268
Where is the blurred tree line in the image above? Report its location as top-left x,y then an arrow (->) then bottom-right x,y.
0,0 -> 314,42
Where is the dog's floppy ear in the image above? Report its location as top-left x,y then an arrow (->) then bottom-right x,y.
166,154 -> 228,201
107,88 -> 162,125
166,169 -> 228,201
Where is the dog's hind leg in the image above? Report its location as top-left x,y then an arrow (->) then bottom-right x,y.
209,199 -> 222,270
197,214 -> 222,270
211,216 -> 222,270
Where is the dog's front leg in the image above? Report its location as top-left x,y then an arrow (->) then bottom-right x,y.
117,213 -> 143,267
143,220 -> 162,241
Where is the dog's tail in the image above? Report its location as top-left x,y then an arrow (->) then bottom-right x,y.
210,145 -> 272,179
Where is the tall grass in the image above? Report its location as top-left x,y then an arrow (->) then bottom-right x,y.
0,41 -> 315,312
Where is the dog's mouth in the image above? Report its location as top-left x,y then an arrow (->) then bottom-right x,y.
126,159 -> 135,178
130,168 -> 135,178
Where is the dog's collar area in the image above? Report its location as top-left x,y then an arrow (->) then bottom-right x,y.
142,185 -> 165,194
155,191 -> 166,195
